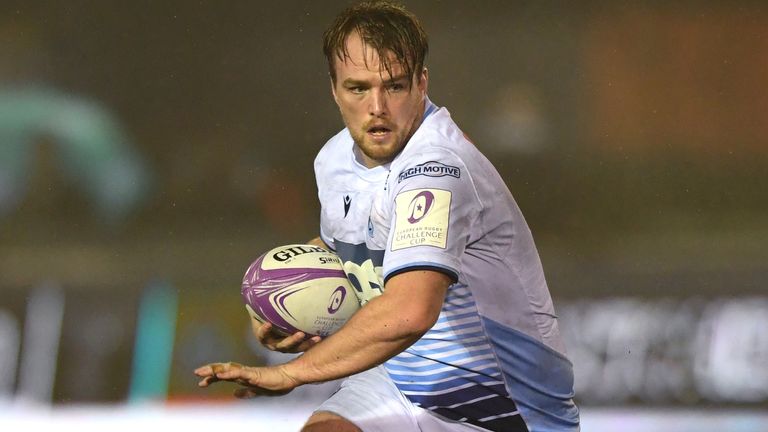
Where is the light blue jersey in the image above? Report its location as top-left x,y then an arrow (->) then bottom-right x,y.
315,99 -> 579,431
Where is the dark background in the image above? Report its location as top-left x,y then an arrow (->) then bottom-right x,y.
0,0 -> 766,406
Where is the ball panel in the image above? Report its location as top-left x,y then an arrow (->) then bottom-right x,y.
273,277 -> 358,337
259,244 -> 342,271
242,244 -> 346,283
243,283 -> 303,335
245,304 -> 266,325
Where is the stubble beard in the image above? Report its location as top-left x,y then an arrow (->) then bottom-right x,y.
350,111 -> 423,167
351,128 -> 403,166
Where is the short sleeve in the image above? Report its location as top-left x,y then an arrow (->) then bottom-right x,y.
383,152 -> 479,284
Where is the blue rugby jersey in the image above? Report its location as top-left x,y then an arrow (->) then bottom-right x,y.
315,99 -> 579,432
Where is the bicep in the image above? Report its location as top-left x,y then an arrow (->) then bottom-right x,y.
382,269 -> 451,332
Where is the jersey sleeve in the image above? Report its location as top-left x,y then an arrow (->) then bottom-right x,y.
382,150 -> 480,284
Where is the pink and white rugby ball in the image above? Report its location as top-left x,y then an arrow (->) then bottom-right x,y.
241,244 -> 359,337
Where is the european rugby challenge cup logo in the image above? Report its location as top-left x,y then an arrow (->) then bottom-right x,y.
327,286 -> 347,314
407,190 -> 435,224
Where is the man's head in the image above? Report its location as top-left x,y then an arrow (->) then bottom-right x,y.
323,1 -> 428,86
323,1 -> 430,168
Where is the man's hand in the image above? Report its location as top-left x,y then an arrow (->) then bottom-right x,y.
253,319 -> 322,353
194,361 -> 300,398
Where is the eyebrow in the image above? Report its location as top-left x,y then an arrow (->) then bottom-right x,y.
383,75 -> 409,85
341,78 -> 369,87
341,74 -> 409,87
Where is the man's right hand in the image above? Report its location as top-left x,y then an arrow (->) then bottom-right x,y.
252,319 -> 322,353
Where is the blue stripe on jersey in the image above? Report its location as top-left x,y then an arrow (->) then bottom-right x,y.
439,298 -> 474,309
388,364 -> 500,383
435,310 -> 479,324
443,298 -> 474,308
392,372 -> 503,393
430,320 -> 482,335
388,348 -> 495,366
382,283 -> 526,431
481,316 -> 580,431
407,382 -> 510,408
386,361 -> 500,382
415,332 -> 488,346
444,283 -> 472,298
431,406 -> 530,432
408,337 -> 489,355
384,350 -> 496,372
438,302 -> 476,313
334,240 -> 385,267
388,356 -> 495,376
391,368 -> 499,387
433,311 -> 480,324
429,393 -> 508,412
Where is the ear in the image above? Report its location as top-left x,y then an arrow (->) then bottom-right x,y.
417,67 -> 429,95
330,76 -> 340,106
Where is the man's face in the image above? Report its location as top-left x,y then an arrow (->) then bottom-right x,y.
331,32 -> 428,168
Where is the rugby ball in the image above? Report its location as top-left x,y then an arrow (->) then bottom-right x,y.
241,244 -> 360,337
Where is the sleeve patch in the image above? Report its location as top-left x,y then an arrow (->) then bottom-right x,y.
392,188 -> 451,251
397,161 -> 461,183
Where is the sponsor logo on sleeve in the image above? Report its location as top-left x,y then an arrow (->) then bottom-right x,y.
397,161 -> 461,183
392,189 -> 451,250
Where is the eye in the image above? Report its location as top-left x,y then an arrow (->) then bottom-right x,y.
387,82 -> 405,92
348,86 -> 366,94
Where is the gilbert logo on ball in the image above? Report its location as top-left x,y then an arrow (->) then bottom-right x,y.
241,244 -> 360,337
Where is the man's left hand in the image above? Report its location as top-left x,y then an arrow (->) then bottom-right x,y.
194,361 -> 300,398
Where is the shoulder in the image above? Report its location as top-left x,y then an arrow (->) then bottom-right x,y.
392,108 -> 477,184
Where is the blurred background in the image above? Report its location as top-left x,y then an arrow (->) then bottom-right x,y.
1,0 -> 766,430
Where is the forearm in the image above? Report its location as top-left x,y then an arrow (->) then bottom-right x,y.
194,271 -> 449,396
283,270 -> 448,384
284,293 -> 421,383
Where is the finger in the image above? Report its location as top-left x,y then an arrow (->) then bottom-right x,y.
262,332 -> 288,343
296,335 -> 322,352
255,322 -> 274,343
215,366 -> 250,381
234,385 -> 290,398
293,336 -> 321,352
197,375 -> 220,387
210,362 -> 244,379
251,318 -> 263,338
195,362 -> 234,376
234,387 -> 261,399
275,331 -> 307,351
194,364 -> 214,376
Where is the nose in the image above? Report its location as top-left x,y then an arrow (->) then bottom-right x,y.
369,88 -> 388,117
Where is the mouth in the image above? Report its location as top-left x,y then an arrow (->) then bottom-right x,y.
366,125 -> 392,140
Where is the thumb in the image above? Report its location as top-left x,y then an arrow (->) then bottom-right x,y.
234,387 -> 261,399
